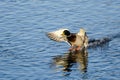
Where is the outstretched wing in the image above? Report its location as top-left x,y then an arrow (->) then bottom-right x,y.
47,29 -> 68,42
77,28 -> 88,48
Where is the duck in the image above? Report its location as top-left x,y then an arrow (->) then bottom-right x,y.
47,28 -> 88,51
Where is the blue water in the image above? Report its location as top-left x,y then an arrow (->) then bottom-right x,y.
0,0 -> 120,80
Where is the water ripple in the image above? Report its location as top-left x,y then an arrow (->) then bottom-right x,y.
0,0 -> 120,80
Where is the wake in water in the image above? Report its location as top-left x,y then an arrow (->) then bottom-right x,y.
88,32 -> 120,48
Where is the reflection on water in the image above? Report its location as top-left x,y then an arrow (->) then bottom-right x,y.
52,48 -> 88,74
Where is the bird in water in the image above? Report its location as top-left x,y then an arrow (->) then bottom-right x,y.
47,28 -> 88,51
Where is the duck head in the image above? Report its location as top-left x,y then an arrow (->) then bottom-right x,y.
63,30 -> 71,37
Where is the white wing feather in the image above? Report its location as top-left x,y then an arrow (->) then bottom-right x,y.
47,29 -> 68,42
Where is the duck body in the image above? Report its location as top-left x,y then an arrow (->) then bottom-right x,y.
66,33 -> 85,51
47,28 -> 88,51
67,33 -> 83,45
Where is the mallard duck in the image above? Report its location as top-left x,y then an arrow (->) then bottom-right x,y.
47,28 -> 88,51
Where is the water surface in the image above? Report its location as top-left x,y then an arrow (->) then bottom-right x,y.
0,0 -> 120,80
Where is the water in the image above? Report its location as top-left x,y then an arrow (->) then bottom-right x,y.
0,0 -> 120,80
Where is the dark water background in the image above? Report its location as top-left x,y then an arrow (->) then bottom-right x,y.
0,0 -> 120,80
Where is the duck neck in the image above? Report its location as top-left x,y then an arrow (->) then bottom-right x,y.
67,34 -> 71,37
